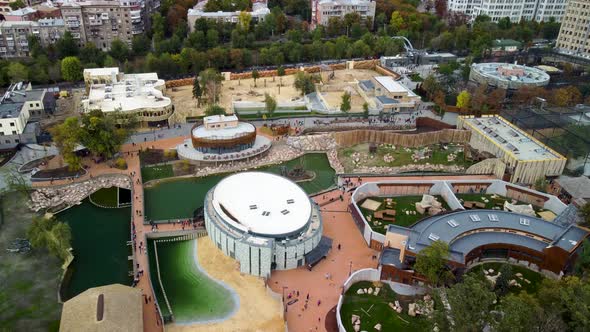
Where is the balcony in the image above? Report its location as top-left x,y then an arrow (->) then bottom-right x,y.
89,19 -> 103,26
71,33 -> 81,39
101,13 -> 110,20
66,21 -> 80,28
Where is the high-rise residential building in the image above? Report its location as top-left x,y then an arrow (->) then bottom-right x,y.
310,0 -> 376,28
0,19 -> 66,58
60,0 -> 145,50
447,0 -> 567,23
555,0 -> 590,58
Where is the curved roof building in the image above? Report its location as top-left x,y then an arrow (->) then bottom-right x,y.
204,172 -> 326,277
469,63 -> 550,89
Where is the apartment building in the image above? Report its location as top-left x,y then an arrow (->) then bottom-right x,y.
448,0 -> 567,23
0,19 -> 65,58
555,0 -> 590,58
311,0 -> 376,28
187,0 -> 269,31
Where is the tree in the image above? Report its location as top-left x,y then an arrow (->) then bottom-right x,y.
61,56 -> 83,82
389,11 -> 404,32
456,90 -> 471,109
252,69 -> 259,87
580,203 -> 590,227
363,102 -> 369,118
574,239 -> 590,278
56,31 -> 79,58
109,39 -> 129,64
340,91 -> 351,113
205,104 -> 226,116
494,293 -> 542,332
9,0 -> 25,10
494,263 -> 513,296
446,274 -> 496,332
7,62 -> 28,82
78,110 -> 131,159
294,72 -> 315,96
414,240 -> 452,286
28,216 -> 72,261
50,117 -> 82,170
421,74 -> 441,99
199,68 -> 223,104
132,35 -> 151,56
192,76 -> 203,107
264,93 -> 277,117
1,166 -> 31,197
238,11 -> 252,31
434,0 -> 447,17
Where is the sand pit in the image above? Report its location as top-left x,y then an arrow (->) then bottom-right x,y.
361,199 -> 382,211
167,237 -> 284,332
218,75 -> 302,112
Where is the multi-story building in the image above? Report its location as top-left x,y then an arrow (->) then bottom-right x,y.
448,0 -> 567,23
0,82 -> 53,148
187,0 -> 269,31
555,0 -> 590,58
311,0 -> 376,27
60,0 -> 151,51
0,19 -> 66,58
81,68 -> 173,127
358,76 -> 421,113
5,7 -> 39,21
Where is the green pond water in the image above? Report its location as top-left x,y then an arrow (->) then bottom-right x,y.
147,239 -> 236,323
144,153 -> 335,221
58,199 -> 132,300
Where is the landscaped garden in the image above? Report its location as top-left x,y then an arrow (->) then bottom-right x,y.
147,239 -> 236,323
455,194 -> 550,217
340,280 -> 429,332
358,195 -> 451,233
338,143 -> 473,173
468,262 -> 544,296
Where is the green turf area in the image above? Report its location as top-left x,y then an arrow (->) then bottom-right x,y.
455,194 -> 546,214
144,153 -> 335,221
468,262 -> 544,296
89,187 -> 119,208
0,193 -> 62,331
409,73 -> 423,82
358,195 -> 450,233
338,143 -> 473,173
340,281 -> 428,332
58,199 -> 132,300
147,239 -> 236,323
142,164 -> 175,182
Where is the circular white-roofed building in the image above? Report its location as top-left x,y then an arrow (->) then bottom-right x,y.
469,63 -> 550,90
204,172 -> 325,277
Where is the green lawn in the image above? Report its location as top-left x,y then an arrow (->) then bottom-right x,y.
340,281 -> 428,332
469,262 -> 544,296
147,239 -> 236,323
89,187 -> 119,208
141,164 -> 175,182
409,73 -> 423,82
338,143 -> 472,173
358,195 -> 451,233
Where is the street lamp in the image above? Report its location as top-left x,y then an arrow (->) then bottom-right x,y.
349,261 -> 353,276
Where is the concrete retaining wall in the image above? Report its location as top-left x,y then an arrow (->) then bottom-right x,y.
336,268 -> 381,332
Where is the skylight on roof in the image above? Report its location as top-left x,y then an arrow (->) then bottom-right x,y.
488,214 -> 499,221
470,214 -> 481,222
447,219 -> 459,228
261,211 -> 270,216
428,233 -> 440,241
519,218 -> 530,226
281,209 -> 290,215
287,199 -> 295,204
249,205 -> 257,210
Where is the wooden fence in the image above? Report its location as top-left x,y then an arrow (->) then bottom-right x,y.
333,129 -> 471,148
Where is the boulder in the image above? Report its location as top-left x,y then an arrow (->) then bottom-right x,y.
396,307 -> 402,313
354,324 -> 360,332
374,287 -> 380,296
408,303 -> 417,317
368,288 -> 373,294
516,273 -> 523,278
374,323 -> 382,331
357,289 -> 364,295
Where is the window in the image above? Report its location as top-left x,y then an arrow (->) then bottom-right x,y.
12,131 -> 16,135
9,122 -> 14,126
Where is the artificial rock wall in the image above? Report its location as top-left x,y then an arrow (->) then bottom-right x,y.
333,129 -> 471,148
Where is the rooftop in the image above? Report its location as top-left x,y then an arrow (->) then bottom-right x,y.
192,121 -> 255,139
212,172 -> 312,237
373,76 -> 417,96
204,114 -> 238,124
387,209 -> 588,263
556,176 -> 590,199
59,284 -> 143,332
82,71 -> 170,112
461,115 -> 564,161
0,102 -> 24,119
471,62 -> 550,84
189,0 -> 270,16
7,7 -> 36,16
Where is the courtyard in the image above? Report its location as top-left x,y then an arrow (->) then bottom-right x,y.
468,262 -> 545,296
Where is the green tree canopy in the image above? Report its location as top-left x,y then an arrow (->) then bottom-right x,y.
28,216 -> 72,261
446,274 -> 496,332
199,68 -> 224,104
205,104 -> 226,116
7,62 -> 28,82
78,110 -> 132,159
414,240 -> 451,286
340,92 -> 351,113
61,56 -> 83,82
56,31 -> 79,58
50,117 -> 82,170
109,39 -> 130,63
264,93 -> 277,117
193,76 -> 203,107
293,72 -> 315,96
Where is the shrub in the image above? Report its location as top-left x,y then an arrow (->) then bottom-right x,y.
114,157 -> 127,170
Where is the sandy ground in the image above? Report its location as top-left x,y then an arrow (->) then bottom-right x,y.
167,237 -> 285,332
167,86 -> 203,124
321,91 -> 366,113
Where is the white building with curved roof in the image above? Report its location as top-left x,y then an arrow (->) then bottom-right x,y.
204,172 -> 326,277
469,63 -> 550,90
